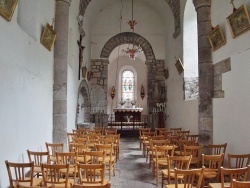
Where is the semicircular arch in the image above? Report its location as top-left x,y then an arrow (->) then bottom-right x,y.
100,32 -> 155,60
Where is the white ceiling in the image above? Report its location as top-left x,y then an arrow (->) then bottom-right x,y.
85,0 -> 171,29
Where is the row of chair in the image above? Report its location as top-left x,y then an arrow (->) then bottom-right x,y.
5,128 -> 120,188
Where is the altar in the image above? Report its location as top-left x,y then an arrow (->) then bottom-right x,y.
113,107 -> 143,122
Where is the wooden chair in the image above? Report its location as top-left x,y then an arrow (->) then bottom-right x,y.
187,134 -> 199,144
209,166 -> 250,188
174,139 -> 196,156
105,129 -> 117,135
170,128 -> 182,135
148,139 -> 170,168
77,163 -> 107,185
201,153 -> 224,187
152,145 -> 176,185
141,131 -> 157,157
138,128 -> 151,149
207,143 -> 227,167
161,155 -> 192,188
232,179 -> 250,188
56,152 -> 78,183
155,128 -> 167,135
105,134 -> 120,162
166,135 -> 181,146
183,145 -> 203,168
159,130 -> 173,139
45,142 -> 64,163
67,132 -> 80,146
5,160 -> 43,188
17,185 -> 55,188
73,137 -> 89,145
69,143 -> 91,163
41,163 -> 70,188
84,151 -> 106,165
94,127 -> 104,135
95,144 -> 115,180
27,150 -> 50,177
177,130 -> 190,140
145,136 -> 165,162
228,153 -> 250,168
71,182 -> 111,188
166,167 -> 205,188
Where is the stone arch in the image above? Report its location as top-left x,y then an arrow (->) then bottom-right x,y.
76,80 -> 91,126
78,0 -> 180,38
100,32 -> 155,60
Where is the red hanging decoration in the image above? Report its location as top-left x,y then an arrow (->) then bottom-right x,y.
111,86 -> 116,100
140,85 -> 145,100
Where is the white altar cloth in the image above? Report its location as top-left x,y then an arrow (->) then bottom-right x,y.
113,107 -> 143,112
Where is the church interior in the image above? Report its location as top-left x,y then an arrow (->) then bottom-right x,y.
1,0 -> 250,187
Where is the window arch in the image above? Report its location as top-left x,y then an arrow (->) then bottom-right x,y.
121,70 -> 135,100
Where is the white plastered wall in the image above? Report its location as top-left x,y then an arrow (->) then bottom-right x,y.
107,51 -> 147,115
211,0 -> 250,158
165,0 -> 198,134
0,1 -> 55,187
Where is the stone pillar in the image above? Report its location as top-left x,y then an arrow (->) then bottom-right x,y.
193,0 -> 213,145
53,0 -> 71,147
146,59 -> 166,129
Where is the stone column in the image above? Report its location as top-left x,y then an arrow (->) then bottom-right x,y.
193,0 -> 213,145
53,0 -> 71,147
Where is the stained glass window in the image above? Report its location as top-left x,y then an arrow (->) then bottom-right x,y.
122,70 -> 134,100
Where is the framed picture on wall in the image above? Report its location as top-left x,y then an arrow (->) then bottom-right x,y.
227,5 -> 250,38
40,23 -> 56,51
207,25 -> 226,51
0,0 -> 18,21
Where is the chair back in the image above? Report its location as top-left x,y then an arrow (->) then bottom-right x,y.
159,130 -> 173,138
174,167 -> 204,188
67,132 -> 79,145
202,153 -> 224,181
177,130 -> 190,140
207,143 -> 227,155
187,134 -> 199,143
220,166 -> 250,188
77,163 -> 106,184
170,127 -> 182,135
84,151 -> 106,164
27,150 -> 50,177
45,142 -> 64,163
166,135 -> 181,146
232,179 -> 250,188
176,139 -> 196,156
155,145 -> 176,159
228,153 -> 250,168
73,137 -> 89,144
155,128 -> 166,135
166,155 -> 192,184
71,182 -> 111,188
41,163 -> 69,188
184,145 -> 203,167
5,160 -> 35,188
17,185 -> 55,188
105,129 -> 117,135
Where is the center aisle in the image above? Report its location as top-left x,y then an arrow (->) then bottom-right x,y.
111,137 -> 159,187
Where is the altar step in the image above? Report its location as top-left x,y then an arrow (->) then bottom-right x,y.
117,129 -> 139,138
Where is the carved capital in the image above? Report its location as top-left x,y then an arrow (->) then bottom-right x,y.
56,0 -> 71,6
193,0 -> 211,10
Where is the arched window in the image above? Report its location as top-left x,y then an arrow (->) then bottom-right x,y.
121,70 -> 135,100
183,0 -> 199,100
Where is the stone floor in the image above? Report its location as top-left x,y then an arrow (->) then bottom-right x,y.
110,137 -> 161,188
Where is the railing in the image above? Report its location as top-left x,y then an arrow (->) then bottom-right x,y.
107,114 -> 148,129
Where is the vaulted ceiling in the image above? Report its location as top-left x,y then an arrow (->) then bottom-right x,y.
78,0 -> 181,38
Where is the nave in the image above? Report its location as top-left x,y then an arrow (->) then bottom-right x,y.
111,137 -> 158,188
